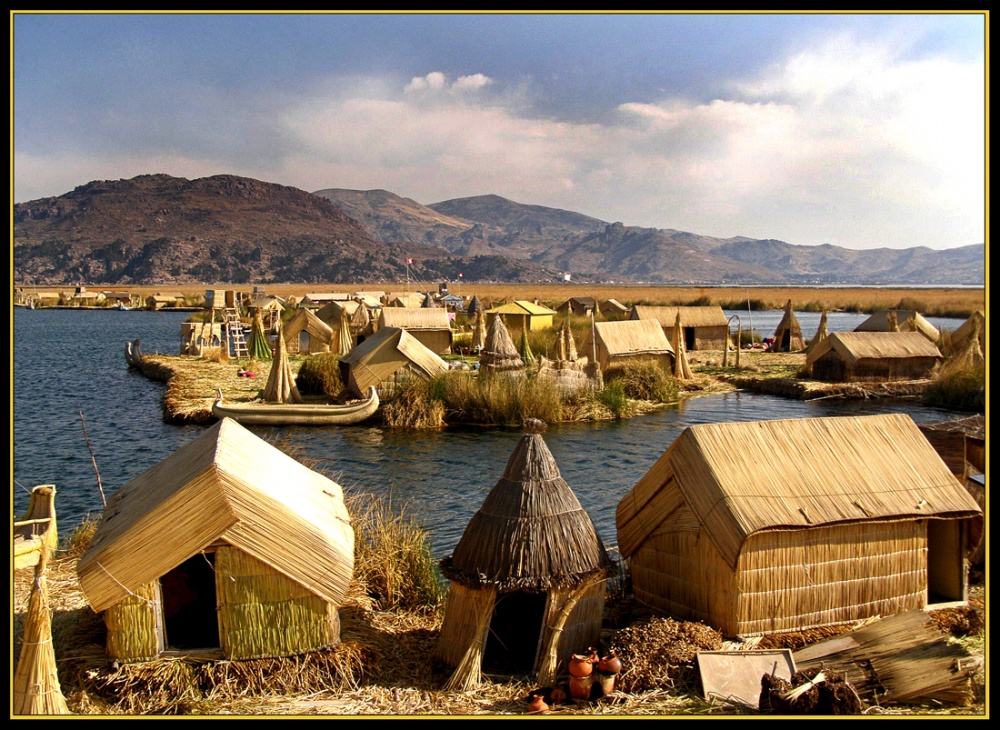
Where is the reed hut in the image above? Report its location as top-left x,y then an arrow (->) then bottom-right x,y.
478,315 -> 524,375
804,310 -> 830,357
582,318 -> 675,373
771,299 -> 806,352
615,414 -> 983,638
946,310 -> 985,358
538,320 -> 589,393
485,301 -> 556,338
466,294 -> 483,321
283,307 -> 334,355
854,310 -> 940,343
435,419 -> 614,688
804,331 -> 943,383
629,305 -> 729,350
315,299 -> 361,329
598,298 -> 629,319
470,309 -> 487,354
556,296 -> 597,316
378,307 -> 453,355
76,418 -> 354,664
179,322 -> 224,356
385,292 -> 426,308
338,326 -> 450,398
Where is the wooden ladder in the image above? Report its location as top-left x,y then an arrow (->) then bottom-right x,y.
224,308 -> 248,358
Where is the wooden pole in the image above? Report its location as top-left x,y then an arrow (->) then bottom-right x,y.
79,411 -> 106,508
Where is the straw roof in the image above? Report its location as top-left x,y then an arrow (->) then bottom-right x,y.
315,299 -> 361,327
486,300 -> 558,317
479,315 -> 524,372
350,300 -> 372,334
471,309 -> 487,352
77,418 -> 354,613
949,310 -> 985,353
671,312 -> 693,380
805,331 -> 942,368
590,318 -> 675,358
466,294 -> 483,319
386,292 -> 426,308
804,310 -> 829,356
338,326 -> 449,397
441,419 -> 613,591
379,307 -> 452,330
548,318 -> 579,361
599,298 -> 629,316
616,413 -> 982,570
263,325 -> 303,403
771,299 -> 806,352
854,310 -> 940,342
283,308 -> 335,351
629,305 -> 728,328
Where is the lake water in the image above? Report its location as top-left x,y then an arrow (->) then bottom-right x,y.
12,306 -> 969,558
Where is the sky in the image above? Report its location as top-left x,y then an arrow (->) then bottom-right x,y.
11,11 -> 987,251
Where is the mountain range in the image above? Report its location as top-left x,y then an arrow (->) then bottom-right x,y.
13,173 -> 984,286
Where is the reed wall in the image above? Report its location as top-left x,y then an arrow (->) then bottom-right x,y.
105,581 -> 161,662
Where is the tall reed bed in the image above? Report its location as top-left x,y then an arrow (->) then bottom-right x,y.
345,491 -> 446,611
924,355 -> 986,412
438,372 -> 565,426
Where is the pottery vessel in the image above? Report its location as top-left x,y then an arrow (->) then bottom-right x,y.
568,653 -> 594,677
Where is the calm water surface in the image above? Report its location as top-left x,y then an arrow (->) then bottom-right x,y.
12,307 -> 968,558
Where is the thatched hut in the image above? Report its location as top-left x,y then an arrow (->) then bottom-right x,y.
556,296 -> 597,316
804,331 -> 943,383
628,305 -> 729,350
616,414 -> 982,638
435,419 -> 614,688
378,307 -> 453,355
771,299 -> 805,352
485,301 -> 556,338
76,418 -> 354,664
804,310 -> 829,357
478,315 -> 524,375
466,294 -> 483,321
179,322 -> 224,356
283,307 -> 334,355
538,320 -> 589,393
854,310 -> 940,343
598,299 -> 629,319
582,318 -> 675,373
338,326 -> 450,398
947,310 -> 985,357
315,299 -> 362,329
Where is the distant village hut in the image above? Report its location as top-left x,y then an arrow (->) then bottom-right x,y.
316,299 -> 361,329
804,331 -> 943,383
283,307 -> 334,355
854,310 -> 940,343
76,418 -> 354,664
478,315 -> 524,376
804,310 -> 830,357
538,319 -> 589,393
466,295 -> 483,321
338,326 -> 450,398
434,419 -> 614,688
598,298 -> 629,319
583,318 -> 675,373
378,307 -> 453,355
771,299 -> 806,352
615,414 -> 982,638
485,301 -> 556,339
385,292 -> 426,309
629,305 -> 729,350
556,296 -> 597,317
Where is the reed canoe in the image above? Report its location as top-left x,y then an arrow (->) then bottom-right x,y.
211,386 -> 380,426
14,485 -> 58,571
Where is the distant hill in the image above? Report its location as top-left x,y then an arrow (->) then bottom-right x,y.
13,174 -> 984,286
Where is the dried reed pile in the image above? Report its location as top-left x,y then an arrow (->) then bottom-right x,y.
607,616 -> 722,693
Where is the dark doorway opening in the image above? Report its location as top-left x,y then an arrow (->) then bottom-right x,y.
483,591 -> 547,675
161,553 -> 220,650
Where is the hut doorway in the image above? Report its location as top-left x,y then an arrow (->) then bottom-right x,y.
483,591 -> 547,674
926,519 -> 965,604
161,553 -> 220,650
685,327 -> 695,352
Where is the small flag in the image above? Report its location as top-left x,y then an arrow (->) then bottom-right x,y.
459,272 -> 463,278
407,257 -> 413,265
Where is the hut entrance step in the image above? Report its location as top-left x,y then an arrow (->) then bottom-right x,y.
225,308 -> 248,358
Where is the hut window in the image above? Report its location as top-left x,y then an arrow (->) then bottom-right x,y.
483,591 -> 547,674
160,553 -> 220,650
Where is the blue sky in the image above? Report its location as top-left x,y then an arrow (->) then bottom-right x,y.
12,11 -> 986,250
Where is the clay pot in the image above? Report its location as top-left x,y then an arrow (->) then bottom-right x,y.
596,671 -> 616,697
598,651 -> 622,675
568,653 -> 594,677
527,693 -> 549,713
568,673 -> 593,700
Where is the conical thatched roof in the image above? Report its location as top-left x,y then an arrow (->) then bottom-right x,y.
441,419 -> 613,592
466,294 -> 483,320
351,300 -> 371,335
471,309 -> 486,352
671,312 -> 693,379
549,318 -> 579,362
479,315 -> 524,373
422,291 -> 436,308
14,546 -> 70,715
518,327 -> 536,367
263,325 -> 303,403
772,299 -> 805,352
804,310 -> 829,356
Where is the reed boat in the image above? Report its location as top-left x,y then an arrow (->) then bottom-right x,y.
14,485 -> 58,571
211,386 -> 380,426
